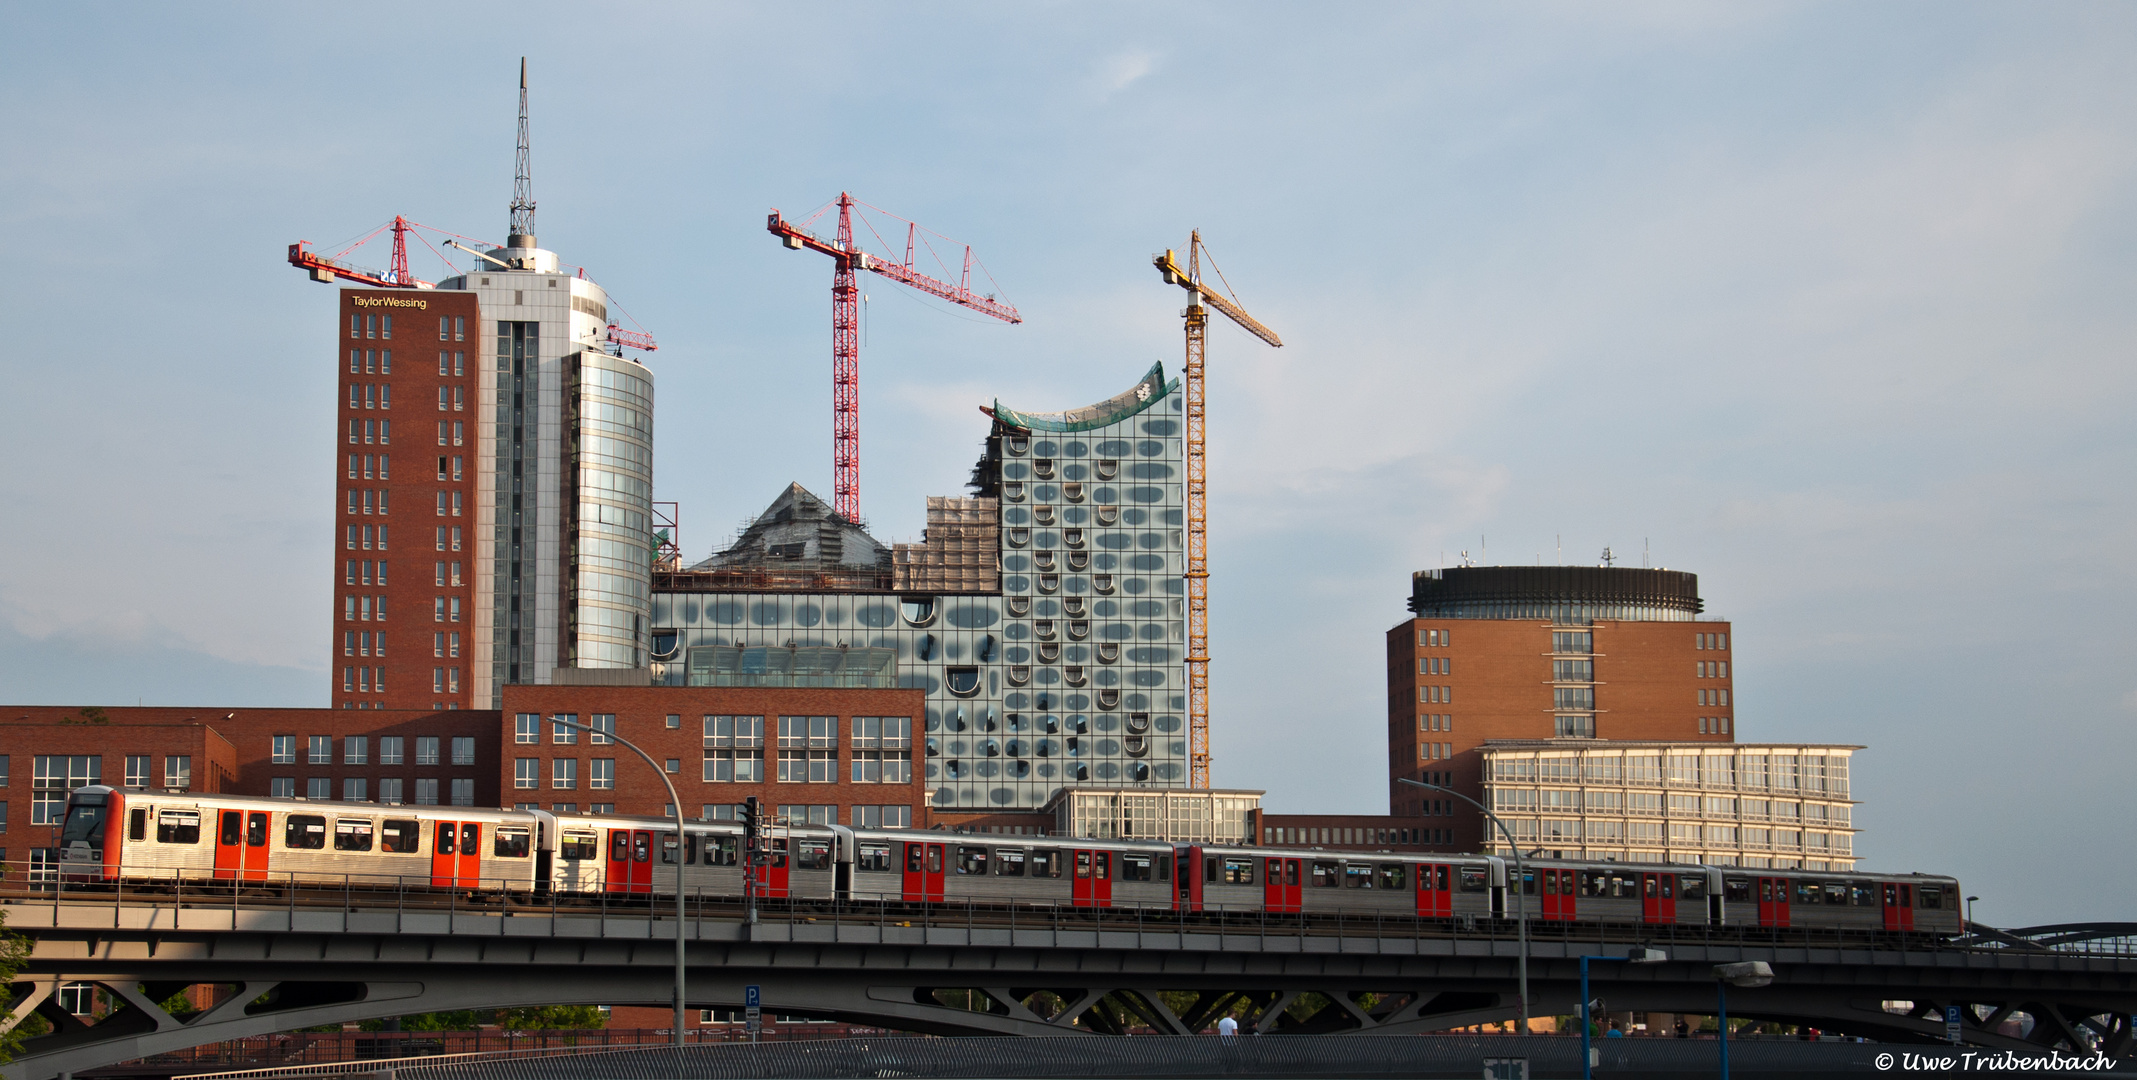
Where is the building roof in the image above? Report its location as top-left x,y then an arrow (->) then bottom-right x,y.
664,483 -> 893,593
1478,740 -> 1865,752
987,362 -> 1178,433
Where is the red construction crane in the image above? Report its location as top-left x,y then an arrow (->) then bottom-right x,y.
289,216 -> 432,289
768,193 -> 1021,523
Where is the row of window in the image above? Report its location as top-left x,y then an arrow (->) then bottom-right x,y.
351,313 -> 396,339
1551,630 -> 1592,655
438,315 -> 466,341
345,560 -> 386,586
436,456 -> 464,481
349,384 -> 392,410
343,631 -> 384,657
1421,629 -> 1452,647
434,597 -> 463,622
271,735 -> 474,767
433,667 -> 462,694
433,631 -> 462,658
271,776 -> 472,805
1555,715 -> 1595,737
435,386 -> 466,411
1418,685 -> 1451,704
1552,658 -> 1593,681
347,488 -> 389,515
438,351 -> 467,374
1419,742 -> 1453,761
1491,818 -> 1853,853
1417,656 -> 1450,675
1488,753 -> 1849,792
342,595 -> 387,621
1419,713 -> 1452,732
27,756 -> 101,823
699,715 -> 914,750
514,714 -> 618,745
349,454 -> 389,480
433,561 -> 463,586
349,349 -> 393,374
699,749 -> 914,784
436,491 -> 464,516
1491,789 -> 1850,823
1695,632 -> 1729,651
347,418 -> 392,444
1263,825 -> 1426,847
1697,661 -> 1729,678
1699,716 -> 1732,735
346,524 -> 389,550
1698,689 -> 1732,706
435,526 -> 463,551
436,420 -> 465,446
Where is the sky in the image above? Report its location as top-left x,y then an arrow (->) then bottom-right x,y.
2,3 -> 2133,926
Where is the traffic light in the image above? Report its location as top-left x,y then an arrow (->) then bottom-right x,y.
741,797 -> 760,851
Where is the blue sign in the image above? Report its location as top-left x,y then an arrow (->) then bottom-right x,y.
745,985 -> 761,1008
1945,1005 -> 1962,1043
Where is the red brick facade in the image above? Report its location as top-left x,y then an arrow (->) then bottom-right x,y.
1386,617 -> 1735,851
334,289 -> 483,712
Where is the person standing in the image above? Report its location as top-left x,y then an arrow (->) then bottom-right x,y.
1217,1015 -> 1239,1041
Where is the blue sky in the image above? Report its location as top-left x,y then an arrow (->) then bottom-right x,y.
3,4 -> 2133,925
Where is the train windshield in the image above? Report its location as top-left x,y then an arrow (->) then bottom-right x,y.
61,801 -> 107,850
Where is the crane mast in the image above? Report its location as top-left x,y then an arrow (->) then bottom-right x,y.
1153,232 -> 1283,790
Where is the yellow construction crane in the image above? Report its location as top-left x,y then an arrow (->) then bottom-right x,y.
1153,232 -> 1283,789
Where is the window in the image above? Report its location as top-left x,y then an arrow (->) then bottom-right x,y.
591,759 -> 615,790
514,759 -> 540,789
342,777 -> 366,802
414,778 -> 439,805
379,778 -> 404,805
31,752 -> 99,821
1553,687 -> 1594,710
451,737 -> 475,765
553,715 -> 580,744
1551,630 -> 1592,654
157,809 -> 201,844
124,755 -> 150,788
271,735 -> 296,764
1555,715 -> 1594,737
307,778 -> 331,800
308,735 -> 332,765
851,805 -> 912,829
451,778 -> 474,806
777,804 -> 836,826
666,714 -> 681,729
851,716 -> 913,783
554,759 -> 578,789
416,737 -> 440,766
703,715 -> 765,782
270,777 -> 295,799
589,714 -> 616,745
164,755 -> 191,790
516,714 -> 540,743
1552,659 -> 1593,681
379,736 -> 404,766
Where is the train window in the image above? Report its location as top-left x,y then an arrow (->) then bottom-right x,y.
612,832 -> 632,863
1681,875 -> 1708,901
129,807 -> 148,841
334,819 -> 374,852
996,848 -> 1026,876
1122,854 -> 1154,882
436,823 -> 456,856
158,810 -> 201,845
493,827 -> 531,859
1851,883 -> 1876,907
561,832 -> 600,861
956,847 -> 990,875
797,840 -> 830,870
1459,867 -> 1487,892
1919,886 -> 1943,910
857,842 -> 892,872
706,836 -> 739,866
1092,853 -> 1109,880
1157,854 -> 1171,881
247,813 -> 268,847
632,833 -> 652,864
381,820 -> 421,853
1378,864 -> 1408,890
1207,855 -> 1221,883
1643,875 -> 1657,899
660,834 -> 681,865
285,814 -> 327,850
1826,882 -> 1852,906
922,843 -> 939,874
1542,871 -> 1558,896
1433,865 -> 1449,891
461,823 -> 479,854
1312,861 -> 1341,888
1580,870 -> 1606,897
1660,875 -> 1674,900
1223,857 -> 1255,885
907,844 -> 925,873
1343,863 -> 1373,889
1030,849 -> 1060,878
220,811 -> 243,846
1075,851 -> 1092,879
1795,881 -> 1821,905
685,836 -> 699,865
1726,878 -> 1752,902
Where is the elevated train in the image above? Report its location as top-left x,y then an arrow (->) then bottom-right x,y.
55,786 -> 1960,935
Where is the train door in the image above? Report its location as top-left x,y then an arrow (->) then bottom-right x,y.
215,810 -> 243,880
1757,877 -> 1791,928
1072,849 -> 1112,908
1641,872 -> 1676,924
901,840 -> 945,903
1414,863 -> 1452,918
1882,882 -> 1915,931
1178,846 -> 1203,911
604,828 -> 654,895
430,822 -> 481,888
1544,869 -> 1577,921
1264,857 -> 1302,913
241,811 -> 269,881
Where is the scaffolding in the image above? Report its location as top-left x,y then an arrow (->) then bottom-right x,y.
891,497 -> 1000,594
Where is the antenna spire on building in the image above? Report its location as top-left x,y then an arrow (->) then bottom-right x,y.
509,58 -> 536,247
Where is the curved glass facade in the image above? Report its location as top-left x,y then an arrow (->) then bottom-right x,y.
1408,566 -> 1703,623
569,352 -> 654,667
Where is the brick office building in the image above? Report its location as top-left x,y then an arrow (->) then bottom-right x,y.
1387,566 -> 1736,851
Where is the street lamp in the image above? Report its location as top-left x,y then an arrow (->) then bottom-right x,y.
552,716 -> 688,1047
1397,776 -> 1530,1035
1580,946 -> 1668,1080
1713,960 -> 1774,1080
1966,895 -> 1980,930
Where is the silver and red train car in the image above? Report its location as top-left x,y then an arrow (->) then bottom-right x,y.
55,786 -> 1960,935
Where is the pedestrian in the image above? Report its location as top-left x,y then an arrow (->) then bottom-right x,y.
1674,1017 -> 1689,1039
1217,1015 -> 1238,1041
1605,1021 -> 1623,1039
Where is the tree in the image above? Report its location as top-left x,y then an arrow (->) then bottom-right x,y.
496,1006 -> 607,1030
0,910 -> 35,1064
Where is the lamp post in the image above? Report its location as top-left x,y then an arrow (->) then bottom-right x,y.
1579,947 -> 1667,1080
1397,776 -> 1529,1034
1712,961 -> 1774,1080
1966,895 -> 1980,931
552,716 -> 688,1047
